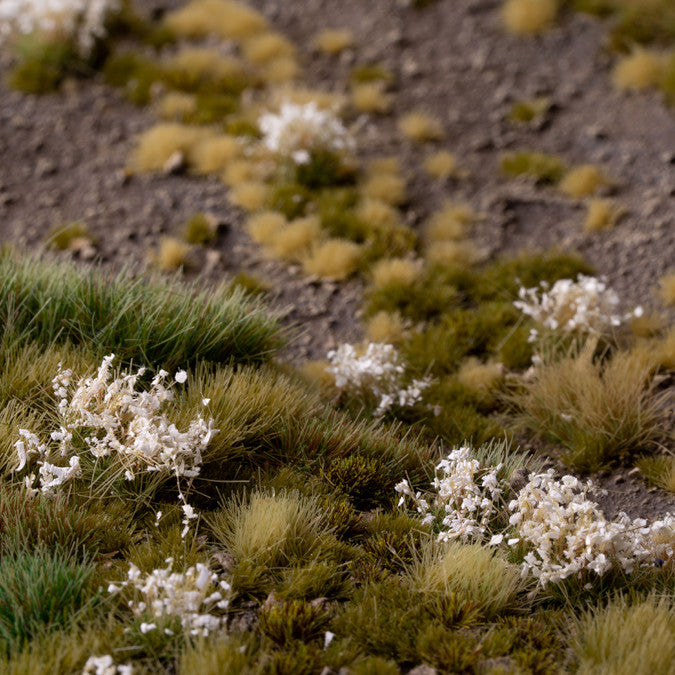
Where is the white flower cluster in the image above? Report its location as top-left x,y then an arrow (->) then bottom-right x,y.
82,655 -> 132,675
395,445 -> 504,541
508,469 -> 674,585
326,342 -> 429,416
15,355 -> 216,535
396,447 -> 675,586
514,275 -> 641,341
0,0 -> 119,55
259,101 -> 355,165
108,559 -> 231,638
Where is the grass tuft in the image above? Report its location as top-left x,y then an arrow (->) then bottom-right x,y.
313,29 -> 355,55
152,237 -> 195,272
560,165 -> 608,199
501,151 -> 566,184
612,48 -> 666,91
584,198 -> 623,232
302,239 -> 362,280
398,112 -> 445,142
658,271 -> 675,306
165,0 -> 268,40
423,150 -> 460,180
502,0 -> 559,36
351,81 -> 393,114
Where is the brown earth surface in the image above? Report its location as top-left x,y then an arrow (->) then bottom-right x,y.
0,0 -> 673,519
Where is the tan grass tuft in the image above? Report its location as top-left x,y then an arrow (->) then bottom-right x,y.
189,134 -> 242,174
570,596 -> 675,675
584,198 -> 623,233
302,239 -> 362,280
259,57 -> 301,84
355,198 -> 402,231
398,111 -> 445,142
366,311 -> 408,343
246,211 -> 288,245
312,29 -> 355,55
154,237 -> 194,272
242,32 -> 296,66
423,150 -> 459,180
501,0 -> 558,36
222,159 -> 268,187
425,201 -> 476,243
350,81 -> 393,114
366,157 -> 402,176
656,326 -> 675,369
165,0 -> 268,40
425,240 -> 478,267
131,124 -> 213,172
229,181 -> 271,212
457,358 -> 504,394
157,92 -> 197,121
359,173 -> 406,206
371,257 -> 421,288
269,216 -> 323,261
166,48 -> 247,82
658,272 -> 675,306
612,48 -> 666,92
560,164 -> 607,199
300,360 -> 335,388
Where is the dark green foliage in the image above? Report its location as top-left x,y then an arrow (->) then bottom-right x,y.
259,599 -> 331,647
508,98 -> 550,124
415,624 -> 482,673
278,561 -> 351,601
659,53 -> 675,106
8,37 -> 84,94
231,271 -> 270,296
315,189 -> 366,241
0,251 -> 282,370
188,93 -> 239,124
0,546 -> 98,652
102,52 -> 162,105
321,454 -> 393,510
106,0 -> 177,49
258,642 -> 322,675
500,151 -> 567,184
182,212 -> 217,245
350,64 -> 394,85
295,151 -> 356,190
225,117 -> 262,138
267,183 -> 311,220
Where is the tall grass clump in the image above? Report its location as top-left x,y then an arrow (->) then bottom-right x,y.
0,252 -> 282,369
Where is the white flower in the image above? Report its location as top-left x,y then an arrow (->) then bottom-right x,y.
174,370 -> 188,384
140,622 -> 156,634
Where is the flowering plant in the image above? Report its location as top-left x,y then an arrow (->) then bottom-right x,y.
0,0 -> 120,56
259,101 -> 355,166
326,342 -> 430,416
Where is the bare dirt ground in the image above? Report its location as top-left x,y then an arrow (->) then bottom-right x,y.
0,0 -> 673,518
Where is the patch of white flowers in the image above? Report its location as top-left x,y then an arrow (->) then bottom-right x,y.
82,655 -> 132,675
397,446 -> 674,586
15,355 -> 216,537
108,559 -> 231,638
0,0 -> 120,55
326,342 -> 430,416
259,101 -> 355,165
395,445 -> 504,541
509,469 -> 674,585
514,275 -> 642,342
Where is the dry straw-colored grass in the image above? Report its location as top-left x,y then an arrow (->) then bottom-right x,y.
356,198 -> 402,231
457,358 -> 504,395
501,0 -> 558,36
241,32 -> 297,65
165,0 -> 268,40
584,198 -> 623,232
229,182 -> 271,212
423,150 -> 460,180
350,81 -> 393,114
157,92 -> 197,120
189,134 -> 242,174
246,211 -> 288,245
371,257 -> 421,289
153,237 -> 194,272
131,124 -> 212,172
658,271 -> 675,306
612,48 -> 666,91
560,165 -> 607,199
424,240 -> 478,267
398,112 -> 444,142
166,48 -> 247,83
360,172 -> 406,206
425,201 -> 476,243
269,216 -> 323,261
366,311 -> 408,343
259,57 -> 301,84
312,29 -> 355,55
302,239 -> 362,280
222,159 -> 269,187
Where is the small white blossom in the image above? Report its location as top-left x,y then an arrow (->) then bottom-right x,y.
174,370 -> 188,384
82,655 -> 132,675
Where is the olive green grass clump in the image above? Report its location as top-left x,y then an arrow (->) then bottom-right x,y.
501,150 -> 567,184
182,212 -> 219,245
45,221 -> 95,253
559,164 -> 608,199
0,251 -> 282,369
509,340 -> 666,472
507,97 -> 550,124
312,29 -> 355,55
636,454 -> 675,493
658,271 -> 675,306
501,0 -> 559,36
584,198 -> 624,232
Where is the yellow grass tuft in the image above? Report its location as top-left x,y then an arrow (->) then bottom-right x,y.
371,257 -> 421,289
259,57 -> 301,84
425,240 -> 479,266
269,216 -> 323,261
584,198 -> 623,233
658,272 -> 675,306
189,134 -> 242,174
242,32 -> 296,66
366,311 -> 408,343
247,211 -> 288,245
222,159 -> 268,187
360,173 -> 406,206
501,0 -> 558,36
423,150 -> 460,180
366,157 -> 402,176
398,111 -> 445,142
165,0 -> 268,40
300,360 -> 335,388
457,358 -> 504,395
560,164 -> 607,199
166,48 -> 247,83
425,201 -> 476,243
302,239 -> 362,280
656,327 -> 675,369
154,237 -> 194,272
355,198 -> 402,231
229,181 -> 271,212
312,29 -> 355,55
637,454 -> 675,494
612,48 -> 666,92
410,541 -> 528,619
131,124 -> 213,172
350,81 -> 393,114
157,92 -> 197,121
570,596 -> 675,675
